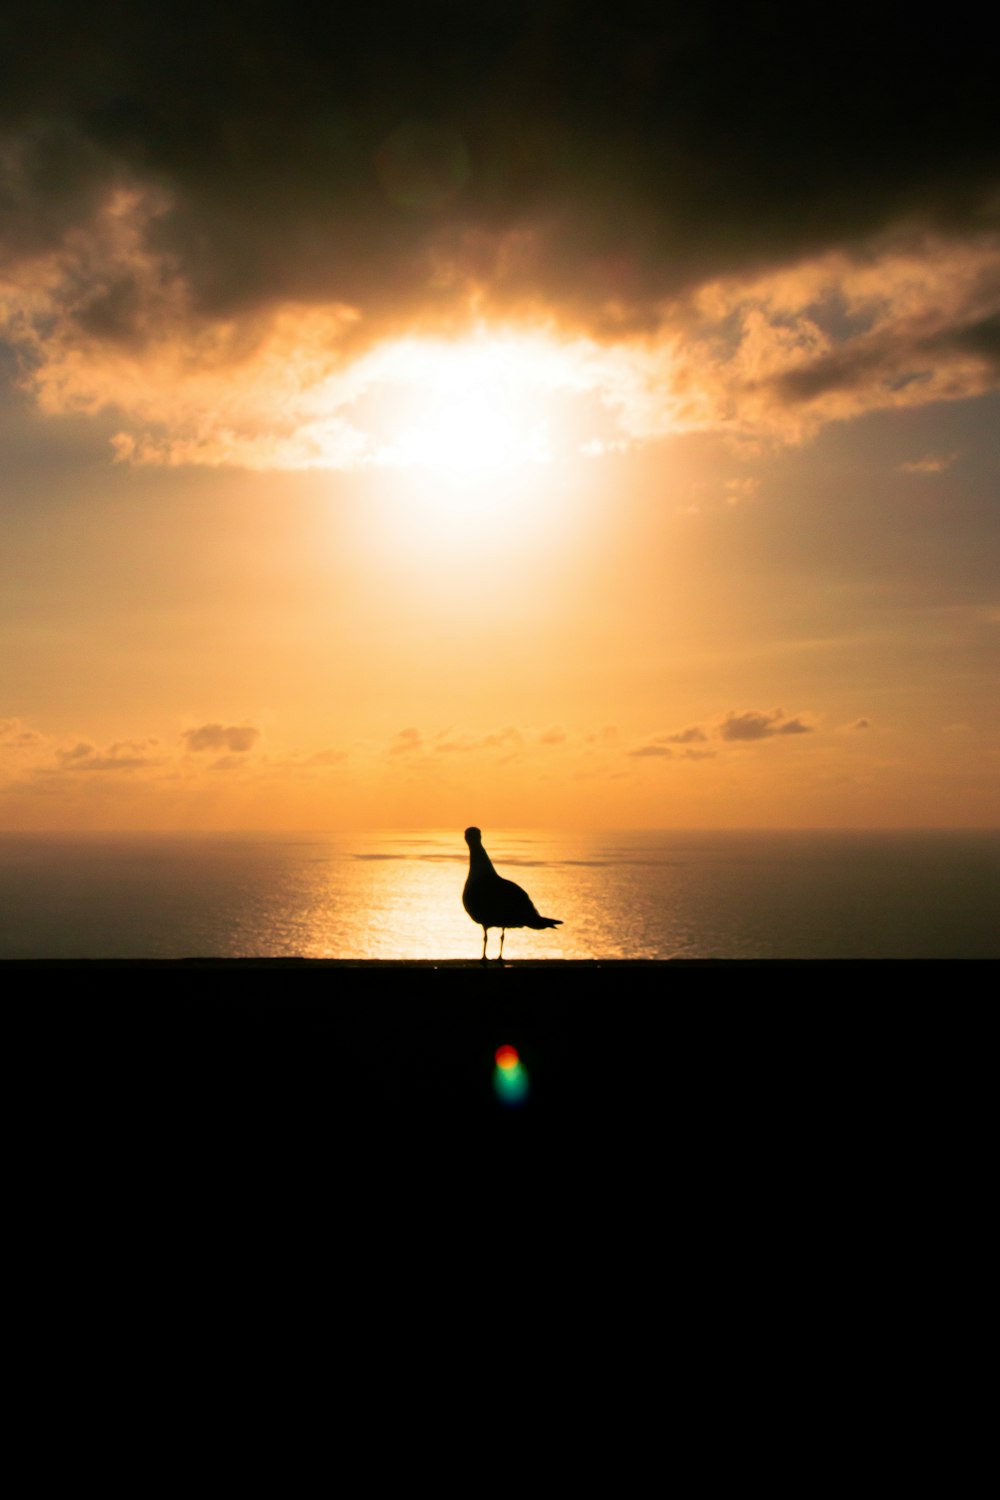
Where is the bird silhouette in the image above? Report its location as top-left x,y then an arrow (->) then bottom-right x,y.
462,826 -> 562,962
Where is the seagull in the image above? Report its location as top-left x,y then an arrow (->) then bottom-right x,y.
462,826 -> 562,962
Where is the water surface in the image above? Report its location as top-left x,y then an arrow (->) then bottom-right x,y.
0,828 -> 996,960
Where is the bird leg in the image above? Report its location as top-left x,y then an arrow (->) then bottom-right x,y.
498,928 -> 506,960
481,926 -> 488,962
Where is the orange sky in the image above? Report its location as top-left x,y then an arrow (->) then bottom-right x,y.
1,5 -> 998,830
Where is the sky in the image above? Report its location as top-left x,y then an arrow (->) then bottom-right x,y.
1,1 -> 998,831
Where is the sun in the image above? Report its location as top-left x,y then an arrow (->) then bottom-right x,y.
356,331 -> 577,473
334,329 -> 603,566
386,384 -> 543,471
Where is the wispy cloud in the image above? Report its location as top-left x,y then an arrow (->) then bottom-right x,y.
389,728 -> 423,754
724,477 -> 760,504
0,723 -> 165,781
1,716 -> 353,799
47,736 -> 161,772
435,727 -> 521,754
898,452 -> 959,474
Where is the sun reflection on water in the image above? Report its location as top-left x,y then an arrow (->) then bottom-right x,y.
290,829 -> 671,962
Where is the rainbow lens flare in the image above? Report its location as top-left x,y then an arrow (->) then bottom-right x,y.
494,1044 -> 529,1106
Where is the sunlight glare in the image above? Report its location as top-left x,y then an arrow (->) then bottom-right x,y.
361,332 -> 582,474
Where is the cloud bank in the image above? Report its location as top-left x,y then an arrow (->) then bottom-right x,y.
2,3 -> 998,465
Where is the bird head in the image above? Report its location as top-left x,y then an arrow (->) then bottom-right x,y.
464,827 -> 482,847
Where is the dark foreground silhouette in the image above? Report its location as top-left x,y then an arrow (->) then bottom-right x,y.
462,826 -> 562,961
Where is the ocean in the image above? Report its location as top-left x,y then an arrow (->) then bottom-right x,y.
0,828 -> 996,960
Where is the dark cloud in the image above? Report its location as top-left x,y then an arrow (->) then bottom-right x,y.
3,1 -> 997,340
182,723 -> 259,752
948,313 -> 1000,361
718,710 -> 814,742
774,308 -> 1000,410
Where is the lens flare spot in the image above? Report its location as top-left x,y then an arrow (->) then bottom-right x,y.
375,121 -> 470,213
493,1044 -> 529,1105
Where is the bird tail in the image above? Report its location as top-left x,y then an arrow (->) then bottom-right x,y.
528,916 -> 562,929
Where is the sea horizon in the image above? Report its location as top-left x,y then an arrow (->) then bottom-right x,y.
1,826 -> 997,962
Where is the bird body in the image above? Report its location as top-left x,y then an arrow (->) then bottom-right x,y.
463,826 -> 562,960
